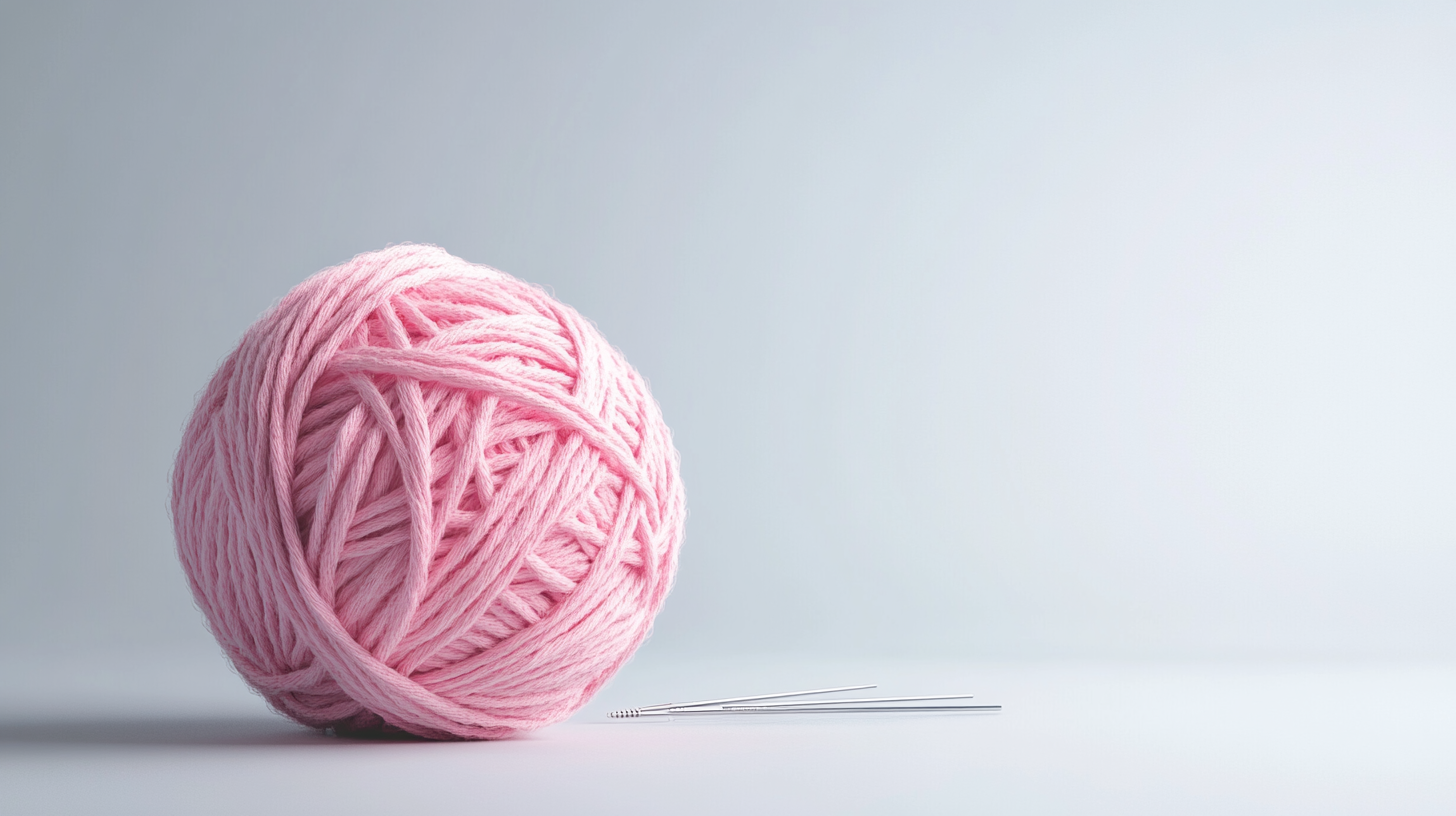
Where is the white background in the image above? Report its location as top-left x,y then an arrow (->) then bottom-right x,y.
2,2 -> 1454,812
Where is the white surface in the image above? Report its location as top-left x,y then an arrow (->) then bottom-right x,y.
4,652 -> 1453,814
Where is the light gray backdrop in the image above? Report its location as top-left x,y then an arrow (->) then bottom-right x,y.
2,0 -> 1453,665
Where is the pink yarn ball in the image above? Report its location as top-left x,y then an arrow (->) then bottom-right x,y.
172,245 -> 685,739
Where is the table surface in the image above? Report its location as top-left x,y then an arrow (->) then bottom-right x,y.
3,651 -> 1453,815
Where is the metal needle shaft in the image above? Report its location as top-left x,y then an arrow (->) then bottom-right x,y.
723,694 -> 975,709
633,684 -> 876,713
669,705 -> 1002,714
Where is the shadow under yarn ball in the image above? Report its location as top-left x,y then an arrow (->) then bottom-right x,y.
171,245 -> 685,740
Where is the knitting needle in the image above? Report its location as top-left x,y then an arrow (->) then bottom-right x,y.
612,701 -> 998,718
610,684 -> 876,718
665,704 -> 1001,714
723,693 -> 976,709
635,684 -> 875,712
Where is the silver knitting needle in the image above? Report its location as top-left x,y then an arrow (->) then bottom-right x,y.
637,684 -> 874,712
667,704 -> 1001,714
609,684 -> 875,718
723,693 -> 976,709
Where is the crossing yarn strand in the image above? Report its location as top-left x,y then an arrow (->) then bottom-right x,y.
171,245 -> 685,739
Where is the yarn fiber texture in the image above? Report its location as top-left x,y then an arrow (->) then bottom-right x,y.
172,245 -> 684,740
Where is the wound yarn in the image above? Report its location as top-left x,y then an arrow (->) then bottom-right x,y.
171,245 -> 685,739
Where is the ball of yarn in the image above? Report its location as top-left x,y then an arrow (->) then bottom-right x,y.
171,245 -> 685,739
